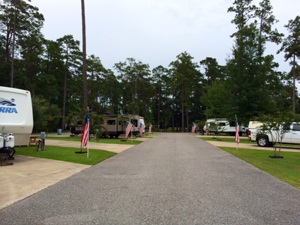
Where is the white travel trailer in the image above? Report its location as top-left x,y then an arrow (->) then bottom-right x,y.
101,114 -> 145,138
101,115 -> 124,138
130,115 -> 145,136
0,86 -> 33,146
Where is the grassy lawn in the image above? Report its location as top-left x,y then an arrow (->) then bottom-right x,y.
15,145 -> 116,165
47,136 -> 143,145
200,136 -> 251,144
220,147 -> 300,189
16,133 -> 153,165
200,136 -> 300,149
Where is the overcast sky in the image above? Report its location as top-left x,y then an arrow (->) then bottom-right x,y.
32,0 -> 299,73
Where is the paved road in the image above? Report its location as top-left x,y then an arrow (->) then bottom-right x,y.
0,133 -> 300,225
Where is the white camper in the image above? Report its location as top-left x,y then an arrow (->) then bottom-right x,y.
101,115 -> 124,138
0,86 -> 33,146
130,115 -> 145,136
101,114 -> 145,138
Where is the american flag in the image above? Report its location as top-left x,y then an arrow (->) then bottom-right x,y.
139,122 -> 145,136
235,118 -> 240,144
191,122 -> 197,133
148,123 -> 152,133
125,121 -> 133,139
81,113 -> 89,147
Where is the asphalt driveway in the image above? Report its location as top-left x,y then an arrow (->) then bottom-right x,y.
0,133 -> 299,225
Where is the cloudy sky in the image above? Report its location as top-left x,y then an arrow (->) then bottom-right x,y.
33,0 -> 299,73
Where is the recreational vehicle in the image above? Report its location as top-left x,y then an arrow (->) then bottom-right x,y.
0,86 -> 33,147
102,114 -> 145,138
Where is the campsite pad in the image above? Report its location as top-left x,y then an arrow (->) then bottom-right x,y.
0,139 -> 134,210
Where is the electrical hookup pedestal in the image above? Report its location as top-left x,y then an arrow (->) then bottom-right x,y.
37,132 -> 46,151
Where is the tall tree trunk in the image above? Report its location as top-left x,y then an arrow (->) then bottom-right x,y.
10,0 -> 18,87
181,97 -> 184,132
186,109 -> 189,132
81,0 -> 88,109
292,54 -> 296,114
172,96 -> 175,132
157,85 -> 161,131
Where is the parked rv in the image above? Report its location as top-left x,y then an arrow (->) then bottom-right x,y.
70,126 -> 83,137
129,115 -> 145,136
0,86 -> 33,151
101,115 -> 124,138
101,114 -> 145,138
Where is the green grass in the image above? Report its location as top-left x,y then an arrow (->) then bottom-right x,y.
16,134 -> 149,165
15,145 -> 116,165
200,136 -> 251,144
200,136 -> 300,149
220,147 -> 300,189
47,136 -> 143,145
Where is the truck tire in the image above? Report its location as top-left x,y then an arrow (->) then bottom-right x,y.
257,136 -> 269,147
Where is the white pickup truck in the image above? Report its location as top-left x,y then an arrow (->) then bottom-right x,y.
248,121 -> 300,147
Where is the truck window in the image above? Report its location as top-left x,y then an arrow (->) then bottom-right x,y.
292,124 -> 300,131
107,120 -> 116,125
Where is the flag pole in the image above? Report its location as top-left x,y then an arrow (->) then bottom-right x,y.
235,115 -> 239,150
87,107 -> 90,158
76,107 -> 89,154
131,122 -> 133,143
130,116 -> 133,143
87,124 -> 89,158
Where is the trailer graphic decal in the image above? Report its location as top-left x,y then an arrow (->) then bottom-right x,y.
0,97 -> 18,113
0,97 -> 16,106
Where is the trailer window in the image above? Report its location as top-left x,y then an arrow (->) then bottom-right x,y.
107,120 -> 116,125
131,119 -> 138,127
